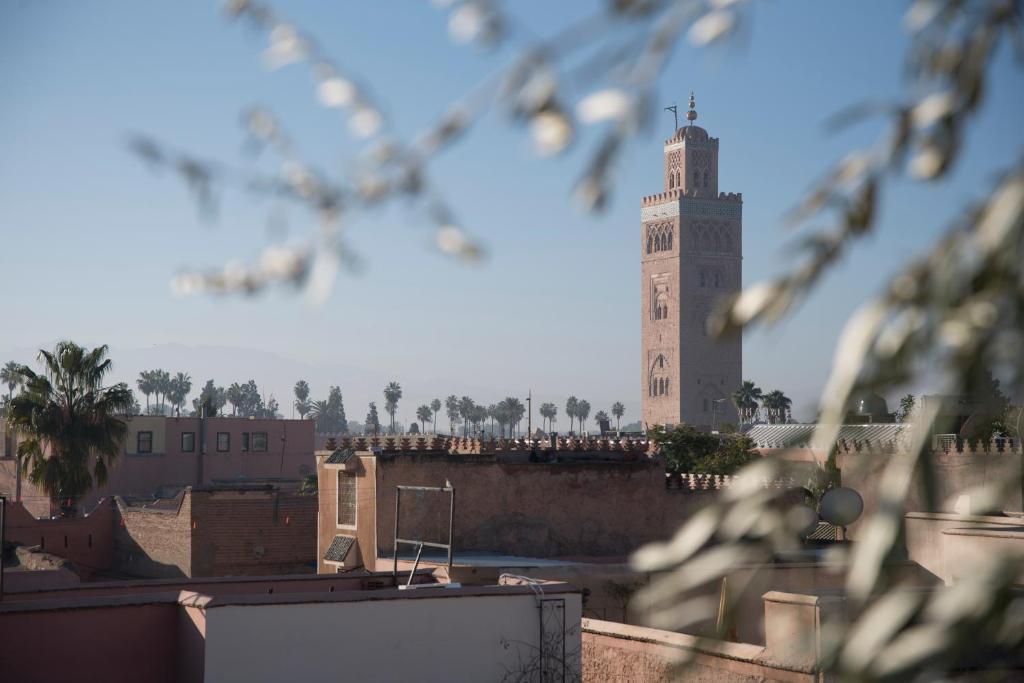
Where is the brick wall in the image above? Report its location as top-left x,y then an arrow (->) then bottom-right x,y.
2,499 -> 115,574
116,494 -> 193,578
113,488 -> 317,578
191,488 -> 317,576
370,453 -> 716,563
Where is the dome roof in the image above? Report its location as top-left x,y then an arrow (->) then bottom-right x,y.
848,391 -> 891,422
675,125 -> 709,141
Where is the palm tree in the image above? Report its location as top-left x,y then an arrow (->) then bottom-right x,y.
473,405 -> 488,434
2,360 -> 25,461
499,402 -> 510,437
430,398 -> 441,433
168,372 -> 192,417
611,401 -> 625,432
294,380 -> 311,419
2,360 -> 23,402
762,390 -> 793,424
577,400 -> 591,433
309,399 -> 329,431
444,395 -> 459,435
458,396 -> 476,436
565,396 -> 579,433
383,381 -> 402,434
539,402 -> 556,431
136,371 -> 154,411
485,404 -> 497,436
7,341 -> 133,516
416,404 -> 433,433
732,380 -> 763,428
501,397 -> 524,437
152,369 -> 171,415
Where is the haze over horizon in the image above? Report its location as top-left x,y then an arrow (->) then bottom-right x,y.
2,2 -> 1022,423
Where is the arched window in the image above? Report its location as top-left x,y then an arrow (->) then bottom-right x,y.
713,271 -> 721,287
664,379 -> 670,394
693,170 -> 700,186
666,231 -> 673,250
700,230 -> 711,251
703,170 -> 709,187
703,398 -> 709,412
668,172 -> 675,189
646,236 -> 652,254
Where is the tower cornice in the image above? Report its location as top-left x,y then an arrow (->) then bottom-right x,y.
642,190 -> 742,207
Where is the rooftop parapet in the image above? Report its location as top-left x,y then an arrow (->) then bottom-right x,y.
641,189 -> 742,207
317,435 -> 656,458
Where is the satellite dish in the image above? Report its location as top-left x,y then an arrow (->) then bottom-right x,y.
820,487 -> 864,527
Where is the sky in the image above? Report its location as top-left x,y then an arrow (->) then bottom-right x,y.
1,1 -> 1022,426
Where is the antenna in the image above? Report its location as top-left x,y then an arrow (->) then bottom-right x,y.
664,104 -> 678,132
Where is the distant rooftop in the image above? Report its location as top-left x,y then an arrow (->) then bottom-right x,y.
745,423 -> 907,449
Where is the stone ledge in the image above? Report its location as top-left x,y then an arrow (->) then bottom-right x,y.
581,618 -> 765,662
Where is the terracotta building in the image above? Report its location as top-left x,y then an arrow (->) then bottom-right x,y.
641,93 -> 742,430
3,485 -> 319,581
0,415 -> 315,516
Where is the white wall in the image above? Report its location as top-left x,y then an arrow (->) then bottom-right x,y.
202,590 -> 582,683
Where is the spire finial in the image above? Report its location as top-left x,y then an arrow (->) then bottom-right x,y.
686,91 -> 697,125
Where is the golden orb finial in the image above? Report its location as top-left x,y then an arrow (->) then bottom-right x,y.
686,91 -> 697,123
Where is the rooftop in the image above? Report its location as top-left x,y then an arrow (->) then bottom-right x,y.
745,423 -> 908,449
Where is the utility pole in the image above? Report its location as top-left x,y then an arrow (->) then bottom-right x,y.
526,390 -> 532,440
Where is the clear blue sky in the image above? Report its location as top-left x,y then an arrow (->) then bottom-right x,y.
1,1 -> 1021,424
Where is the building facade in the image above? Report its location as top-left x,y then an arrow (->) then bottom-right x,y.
641,94 -> 742,430
0,415 -> 316,516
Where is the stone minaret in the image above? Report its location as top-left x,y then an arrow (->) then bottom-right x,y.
641,94 -> 742,430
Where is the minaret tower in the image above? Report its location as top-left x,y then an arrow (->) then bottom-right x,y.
641,94 -> 742,430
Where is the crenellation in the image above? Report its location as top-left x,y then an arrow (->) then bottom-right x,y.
320,434 -> 659,457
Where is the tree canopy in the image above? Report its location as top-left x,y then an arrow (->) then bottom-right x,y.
648,424 -> 758,475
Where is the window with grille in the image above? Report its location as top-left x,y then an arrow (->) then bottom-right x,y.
337,471 -> 357,527
137,431 -> 153,454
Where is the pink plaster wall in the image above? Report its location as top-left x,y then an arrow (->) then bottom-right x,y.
3,499 -> 115,573
0,603 -> 182,683
0,417 -> 315,513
